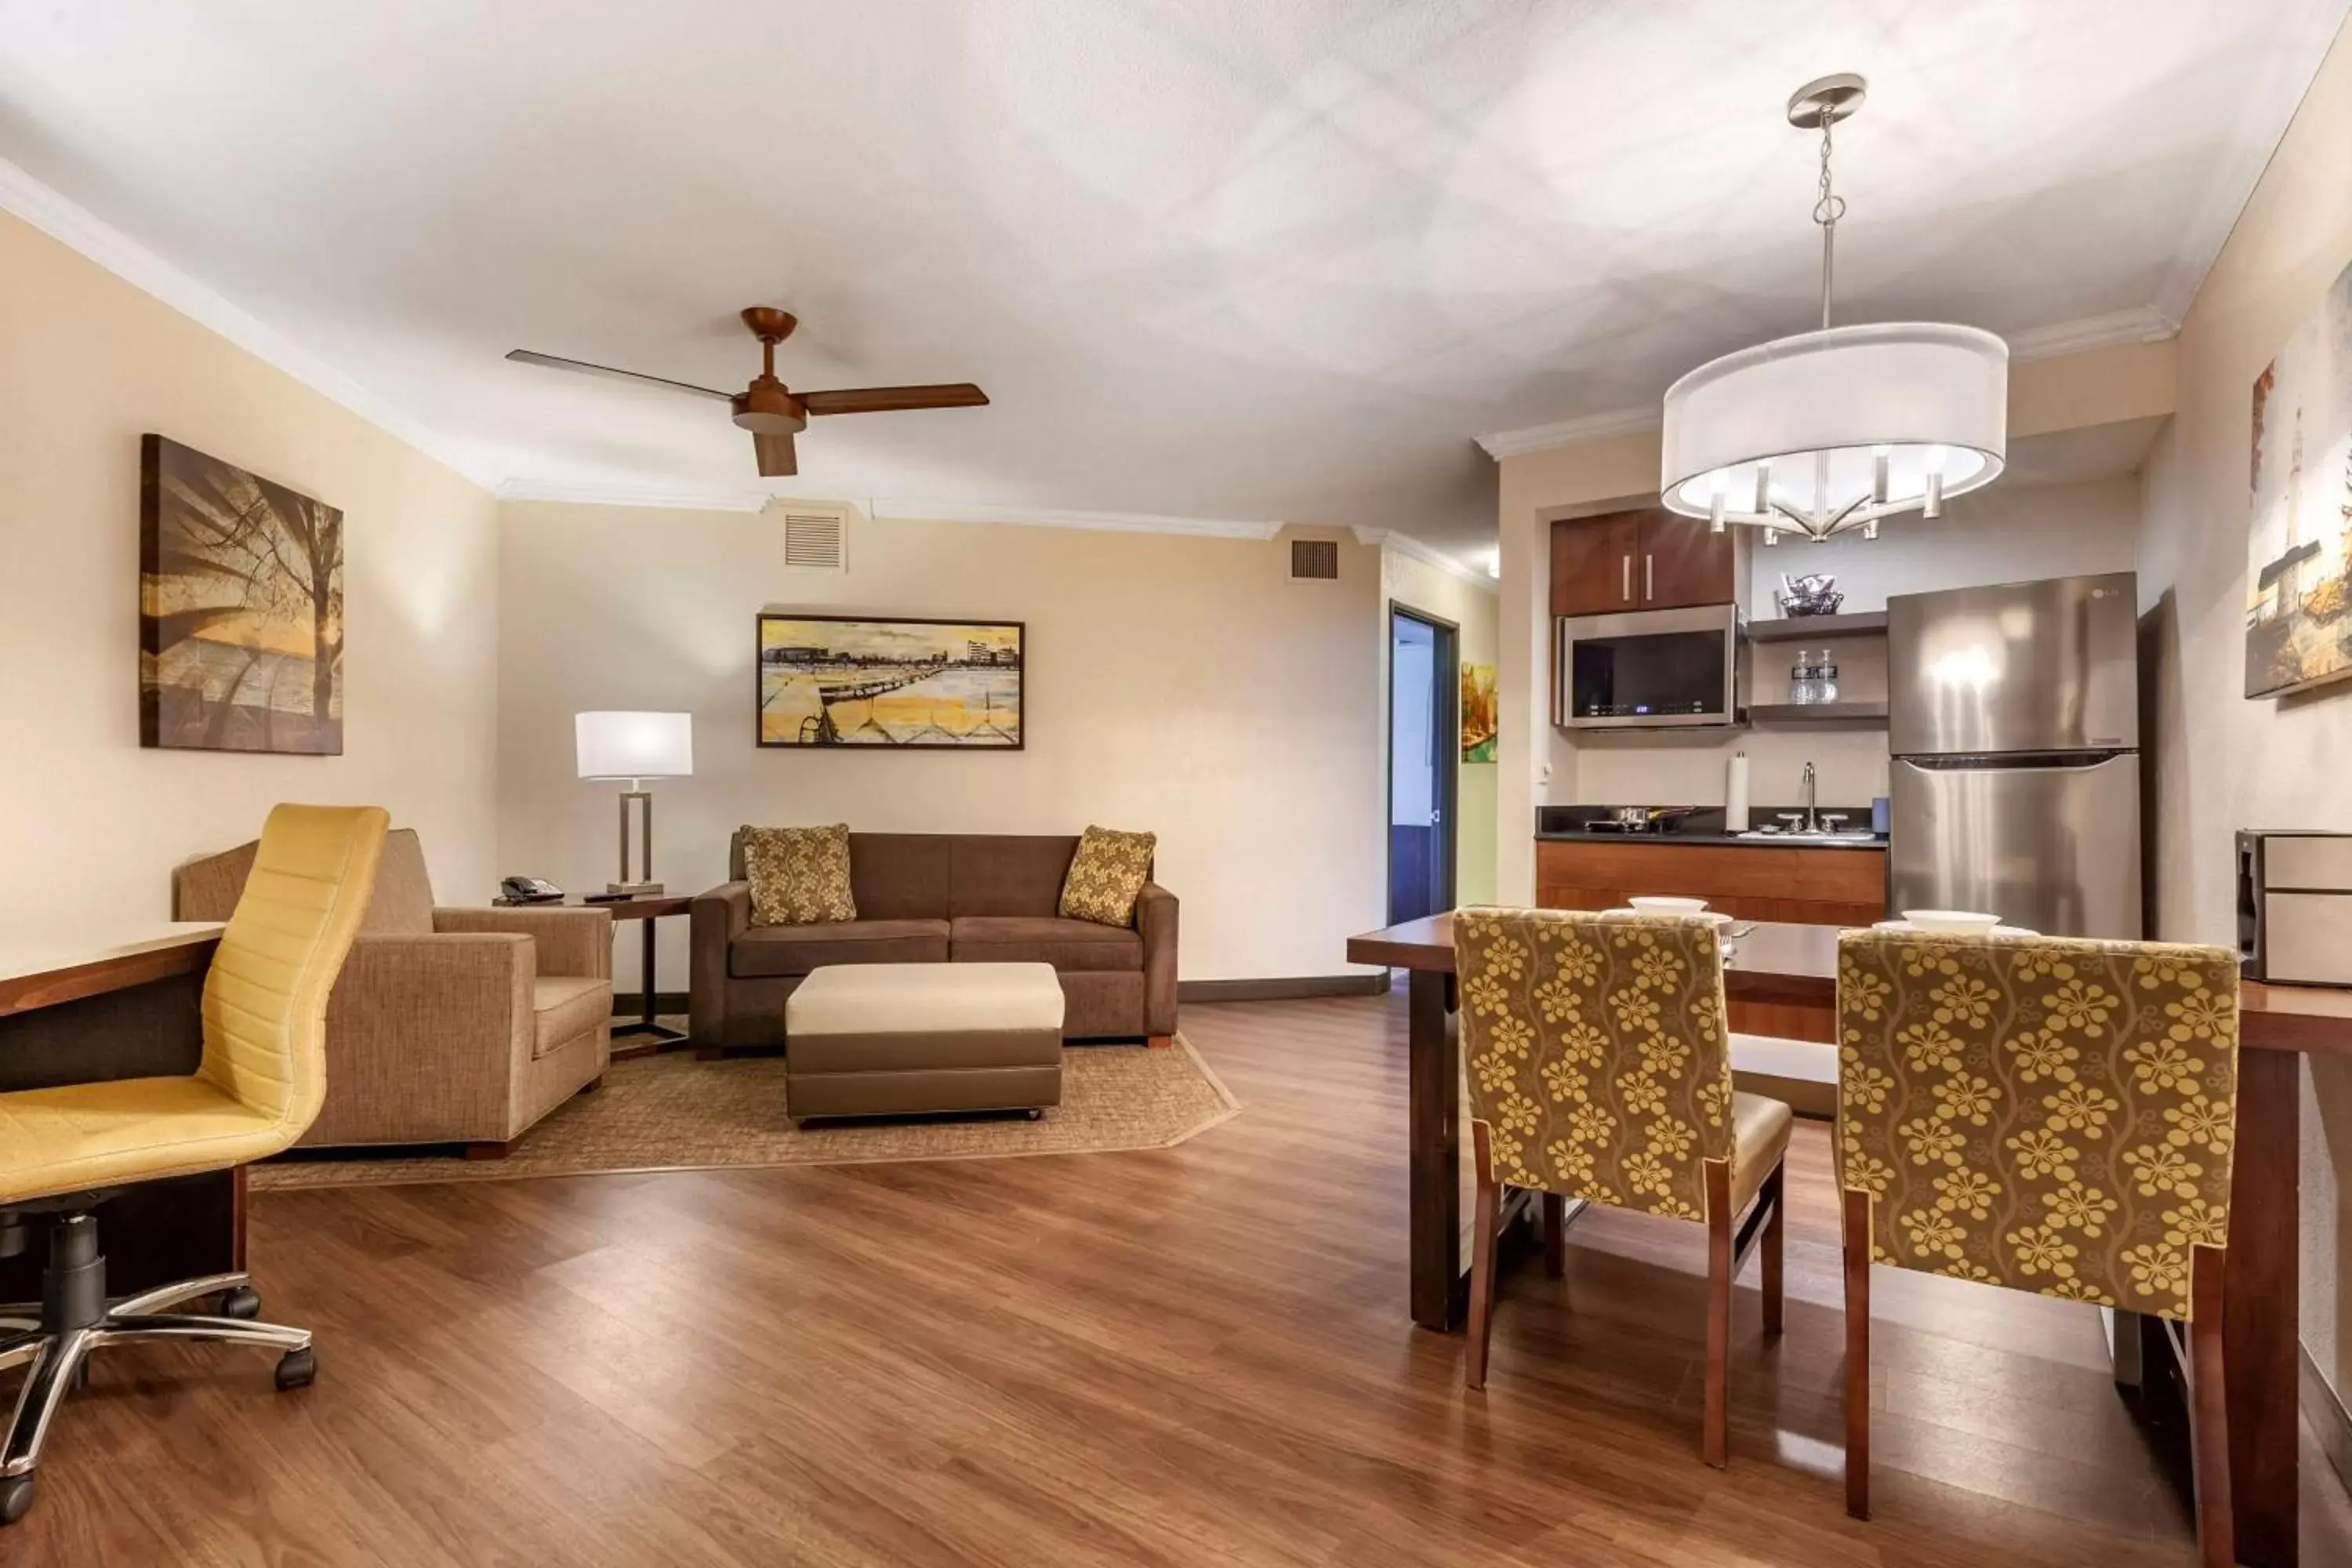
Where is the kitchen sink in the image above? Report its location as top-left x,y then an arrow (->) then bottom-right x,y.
1733,829 -> 1882,844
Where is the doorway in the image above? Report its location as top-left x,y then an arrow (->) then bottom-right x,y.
1388,604 -> 1459,925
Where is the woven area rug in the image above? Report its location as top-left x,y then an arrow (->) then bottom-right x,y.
249,1034 -> 1239,1191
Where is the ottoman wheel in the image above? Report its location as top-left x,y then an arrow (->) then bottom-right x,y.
1024,1108 -> 1044,1121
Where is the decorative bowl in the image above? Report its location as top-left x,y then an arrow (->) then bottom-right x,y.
1900,909 -> 2002,935
1628,895 -> 1709,913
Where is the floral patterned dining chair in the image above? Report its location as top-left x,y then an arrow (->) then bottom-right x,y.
1835,928 -> 2239,1566
1454,907 -> 1795,1468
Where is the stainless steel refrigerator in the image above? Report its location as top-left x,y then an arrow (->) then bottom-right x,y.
1886,572 -> 2141,938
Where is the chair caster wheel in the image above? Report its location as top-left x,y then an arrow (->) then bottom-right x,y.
220,1286 -> 261,1320
274,1348 -> 315,1390
0,1473 -> 33,1526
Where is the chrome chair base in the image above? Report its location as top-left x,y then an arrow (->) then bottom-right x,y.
0,1218 -> 314,1526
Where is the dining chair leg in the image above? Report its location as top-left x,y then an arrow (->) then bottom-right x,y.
1465,1122 -> 1501,1392
1703,1159 -> 1733,1469
1841,1187 -> 1873,1520
2187,1246 -> 2234,1568
1760,1163 -> 1785,1338
1541,1192 -> 1566,1280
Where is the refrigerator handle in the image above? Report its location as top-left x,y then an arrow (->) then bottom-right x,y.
1894,750 -> 2136,771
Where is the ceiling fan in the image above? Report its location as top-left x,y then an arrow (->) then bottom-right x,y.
506,307 -> 988,477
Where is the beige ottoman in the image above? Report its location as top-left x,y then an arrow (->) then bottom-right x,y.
785,962 -> 1065,1122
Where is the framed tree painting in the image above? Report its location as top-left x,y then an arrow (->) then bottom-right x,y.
757,614 -> 1023,749
140,435 -> 344,753
2245,256 -> 2352,699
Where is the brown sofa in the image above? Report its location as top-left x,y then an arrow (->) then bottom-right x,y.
173,829 -> 613,1156
690,831 -> 1177,1050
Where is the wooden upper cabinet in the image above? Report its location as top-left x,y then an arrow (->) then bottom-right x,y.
1638,509 -> 1740,609
1549,510 -> 1642,616
1550,507 -> 1742,615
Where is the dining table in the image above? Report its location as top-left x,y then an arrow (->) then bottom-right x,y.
1346,910 -> 2349,1568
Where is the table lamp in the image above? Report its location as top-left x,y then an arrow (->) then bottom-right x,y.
575,711 -> 693,895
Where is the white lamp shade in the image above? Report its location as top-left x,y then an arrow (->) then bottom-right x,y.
575,711 -> 694,781
1660,322 -> 2008,521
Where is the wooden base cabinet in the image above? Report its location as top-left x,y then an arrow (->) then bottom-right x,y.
1534,838 -> 1886,1044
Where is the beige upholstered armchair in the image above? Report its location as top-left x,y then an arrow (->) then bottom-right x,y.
173,829 -> 614,1158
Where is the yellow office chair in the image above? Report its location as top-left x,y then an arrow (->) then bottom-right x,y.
0,804 -> 387,1526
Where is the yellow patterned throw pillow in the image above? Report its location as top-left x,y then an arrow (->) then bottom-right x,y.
1059,826 -> 1156,927
740,824 -> 857,926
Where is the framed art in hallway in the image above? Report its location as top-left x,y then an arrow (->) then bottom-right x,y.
2245,254 -> 2352,699
757,613 -> 1023,748
140,434 -> 344,754
1460,662 -> 1497,763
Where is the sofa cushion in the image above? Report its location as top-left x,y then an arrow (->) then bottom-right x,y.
847,833 -> 954,920
742,824 -> 857,926
950,916 -> 1142,973
532,976 -> 612,1058
948,835 -> 1079,919
731,919 -> 951,978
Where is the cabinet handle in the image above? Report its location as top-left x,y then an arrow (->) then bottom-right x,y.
1621,554 -> 1632,601
1645,554 -> 1655,600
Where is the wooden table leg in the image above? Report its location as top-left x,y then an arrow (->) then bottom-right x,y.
2226,1046 -> 2299,1567
1408,967 -> 1461,1331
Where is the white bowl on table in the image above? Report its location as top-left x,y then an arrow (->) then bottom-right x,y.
1628,895 -> 1708,914
1896,909 -> 2004,935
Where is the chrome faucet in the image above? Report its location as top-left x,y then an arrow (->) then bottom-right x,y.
1800,761 -> 1818,833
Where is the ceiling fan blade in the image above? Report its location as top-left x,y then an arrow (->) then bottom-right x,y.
753,430 -> 797,477
798,383 -> 989,416
504,349 -> 735,402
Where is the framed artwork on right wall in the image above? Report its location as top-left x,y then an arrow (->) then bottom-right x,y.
2246,254 -> 2352,699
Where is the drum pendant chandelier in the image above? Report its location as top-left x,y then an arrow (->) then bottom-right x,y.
1659,74 -> 2008,543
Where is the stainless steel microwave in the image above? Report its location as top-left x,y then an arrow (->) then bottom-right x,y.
1556,603 -> 1744,729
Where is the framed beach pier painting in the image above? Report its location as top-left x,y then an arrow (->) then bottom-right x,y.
757,614 -> 1024,749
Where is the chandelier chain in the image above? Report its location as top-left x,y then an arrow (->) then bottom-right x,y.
1813,114 -> 1844,331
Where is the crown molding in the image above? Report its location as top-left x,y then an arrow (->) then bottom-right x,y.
2004,305 -> 2177,361
0,153 -> 503,492
495,477 -> 775,512
1475,405 -> 1657,461
866,499 -> 1283,540
1353,526 -> 1499,593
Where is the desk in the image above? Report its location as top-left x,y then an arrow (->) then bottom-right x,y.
1347,912 -> 2339,1568
0,925 -> 239,1300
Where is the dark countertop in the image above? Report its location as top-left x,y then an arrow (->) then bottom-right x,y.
1537,804 -> 1886,850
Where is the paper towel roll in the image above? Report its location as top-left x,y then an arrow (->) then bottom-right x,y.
1725,753 -> 1751,832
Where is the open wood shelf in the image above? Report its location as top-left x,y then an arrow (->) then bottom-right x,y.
1747,610 -> 1888,642
1745,700 -> 1888,728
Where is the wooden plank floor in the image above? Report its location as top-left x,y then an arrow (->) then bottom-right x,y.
7,989 -> 2352,1566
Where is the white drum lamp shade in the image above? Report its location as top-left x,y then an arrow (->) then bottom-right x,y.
575,711 -> 694,782
1660,322 -> 2009,538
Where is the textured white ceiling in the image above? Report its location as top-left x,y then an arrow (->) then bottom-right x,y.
1,0 -> 2343,561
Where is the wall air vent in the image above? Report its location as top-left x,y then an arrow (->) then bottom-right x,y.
1290,538 -> 1340,582
775,503 -> 851,572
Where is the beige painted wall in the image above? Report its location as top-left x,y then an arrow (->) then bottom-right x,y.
494,503 -> 1387,991
1381,550 -> 1499,906
0,211 -> 501,936
2133,19 -> 2352,1399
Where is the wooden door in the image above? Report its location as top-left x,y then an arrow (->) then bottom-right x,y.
1548,512 -> 1643,617
1637,509 -> 1740,608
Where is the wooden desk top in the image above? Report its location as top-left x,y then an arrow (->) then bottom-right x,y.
1347,913 -> 2352,1058
0,924 -> 223,1018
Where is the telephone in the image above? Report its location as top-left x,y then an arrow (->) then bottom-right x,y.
499,876 -> 565,904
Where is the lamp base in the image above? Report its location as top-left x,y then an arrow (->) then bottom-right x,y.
604,880 -> 664,896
